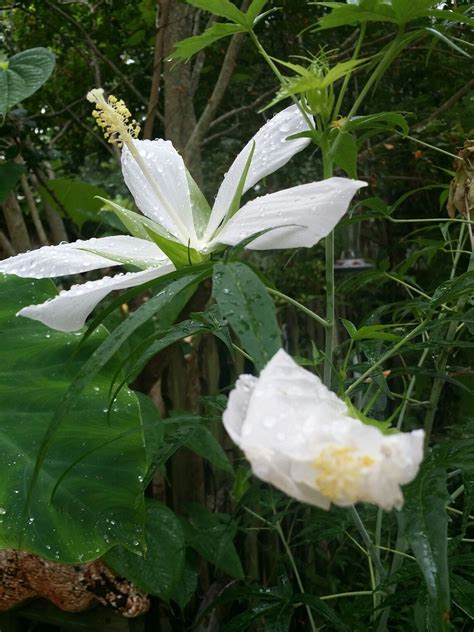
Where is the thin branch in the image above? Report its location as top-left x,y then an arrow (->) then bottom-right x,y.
358,78 -> 474,162
143,0 -> 169,140
208,87 -> 276,130
183,0 -> 251,162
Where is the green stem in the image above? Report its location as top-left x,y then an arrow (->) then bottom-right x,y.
320,590 -> 373,601
423,248 -> 474,449
333,24 -> 367,120
274,521 -> 317,632
249,31 -> 316,134
266,287 -> 330,328
350,506 -> 386,580
345,320 -> 428,396
322,142 -> 335,387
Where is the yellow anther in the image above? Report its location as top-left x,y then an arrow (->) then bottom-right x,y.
86,88 -> 140,146
312,446 -> 375,502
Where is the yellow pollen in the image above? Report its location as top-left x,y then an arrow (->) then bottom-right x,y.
312,446 -> 375,502
87,88 -> 140,146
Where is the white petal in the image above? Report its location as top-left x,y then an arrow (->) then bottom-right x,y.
222,374 -> 258,446
0,236 -> 166,279
204,105 -> 312,240
213,178 -> 367,251
223,349 -> 425,511
122,139 -> 196,244
18,265 -> 174,332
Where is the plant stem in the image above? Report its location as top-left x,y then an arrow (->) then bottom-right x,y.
321,142 -> 335,387
274,520 -> 317,632
345,320 -> 428,396
350,506 -> 386,580
333,24 -> 367,120
320,590 -> 373,601
266,287 -> 330,328
423,248 -> 474,449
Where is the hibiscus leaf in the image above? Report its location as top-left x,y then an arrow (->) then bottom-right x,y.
213,261 -> 281,371
182,503 -> 244,579
97,196 -> 173,240
329,129 -> 358,178
105,499 -> 185,600
170,23 -> 246,61
184,0 -> 246,25
399,456 -> 451,631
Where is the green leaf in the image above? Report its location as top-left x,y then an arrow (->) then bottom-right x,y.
22,271 -> 208,537
0,162 -> 25,204
0,47 -> 55,115
315,1 -> 399,29
399,457 -> 451,631
185,426 -> 234,474
187,170 -> 212,239
97,196 -> 171,240
329,129 -> 358,178
213,262 -> 281,371
105,499 -> 185,600
182,503 -> 244,578
40,179 -> 109,228
0,274 -> 147,562
185,0 -> 246,25
170,23 -> 246,61
344,111 -> 409,137
451,574 -> 474,619
247,0 -> 269,23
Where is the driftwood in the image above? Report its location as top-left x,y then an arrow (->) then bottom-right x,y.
0,550 -> 149,617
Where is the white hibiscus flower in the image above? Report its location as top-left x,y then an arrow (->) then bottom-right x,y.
0,90 -> 366,332
223,349 -> 424,510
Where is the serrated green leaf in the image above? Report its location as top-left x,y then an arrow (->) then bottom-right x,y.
400,457 -> 451,631
170,23 -> 246,61
185,0 -> 246,24
105,499 -> 185,599
0,47 -> 55,115
182,503 -> 244,578
185,426 -> 233,473
213,262 -> 281,371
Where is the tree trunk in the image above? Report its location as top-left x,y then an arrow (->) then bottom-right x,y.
162,0 -> 202,182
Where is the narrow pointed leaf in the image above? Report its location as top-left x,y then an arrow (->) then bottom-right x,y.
213,262 -> 281,371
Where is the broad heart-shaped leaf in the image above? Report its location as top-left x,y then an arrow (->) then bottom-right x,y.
40,179 -> 109,229
0,48 -> 55,115
0,274 -> 147,563
105,499 -> 185,600
170,22 -> 246,61
0,162 -> 25,204
212,262 -> 281,371
399,456 -> 451,632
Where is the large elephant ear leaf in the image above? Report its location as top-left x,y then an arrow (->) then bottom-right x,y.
0,274 -> 147,563
0,47 -> 55,116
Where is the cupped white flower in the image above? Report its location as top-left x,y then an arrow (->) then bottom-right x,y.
223,349 -> 424,511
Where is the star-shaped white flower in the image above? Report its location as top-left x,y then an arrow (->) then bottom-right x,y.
223,349 -> 424,510
0,95 -> 366,332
